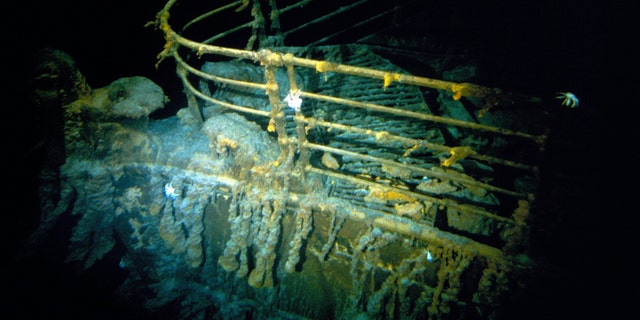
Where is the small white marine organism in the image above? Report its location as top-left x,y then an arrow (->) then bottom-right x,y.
164,182 -> 179,200
284,89 -> 303,112
424,248 -> 434,262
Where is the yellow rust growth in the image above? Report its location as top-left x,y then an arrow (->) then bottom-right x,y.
196,45 -> 206,58
442,146 -> 475,167
155,39 -> 175,69
367,186 -> 416,203
257,49 -> 285,67
383,72 -> 401,89
152,6 -> 176,69
315,61 -> 338,81
315,60 -> 338,73
263,65 -> 289,164
218,137 -> 239,150
394,202 -> 424,220
402,144 -> 419,157
375,131 -> 389,142
451,83 -> 465,100
267,118 -> 276,132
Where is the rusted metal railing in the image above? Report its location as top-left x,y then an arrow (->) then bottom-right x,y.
150,0 -> 548,258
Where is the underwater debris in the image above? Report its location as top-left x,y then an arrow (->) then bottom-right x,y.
27,1 -> 558,319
